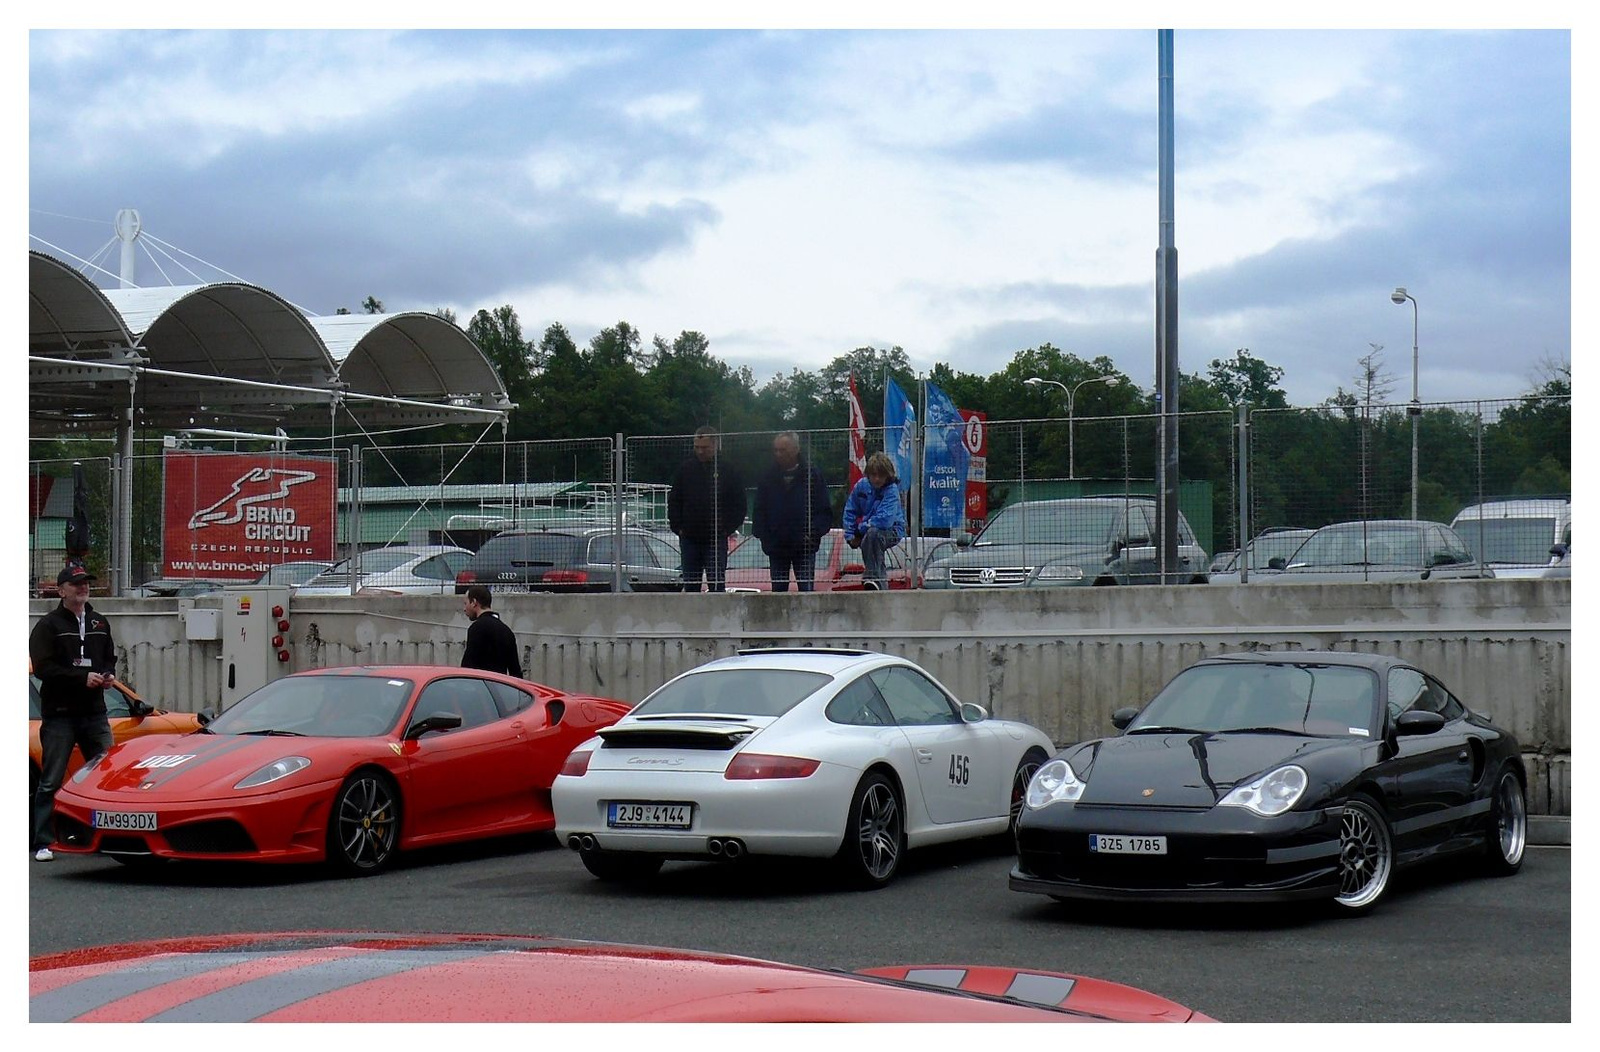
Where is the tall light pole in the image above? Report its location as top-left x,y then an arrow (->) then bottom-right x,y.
1026,374 -> 1123,479
1391,287 -> 1419,520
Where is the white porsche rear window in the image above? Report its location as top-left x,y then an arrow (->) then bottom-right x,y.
633,669 -> 830,718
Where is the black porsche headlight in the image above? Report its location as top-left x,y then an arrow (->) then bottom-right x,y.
234,756 -> 311,789
1025,758 -> 1087,809
1218,764 -> 1307,817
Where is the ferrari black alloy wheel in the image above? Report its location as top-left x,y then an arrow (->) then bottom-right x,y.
579,850 -> 664,882
1010,748 -> 1049,834
838,771 -> 905,889
1484,768 -> 1527,875
327,771 -> 401,876
1332,793 -> 1393,914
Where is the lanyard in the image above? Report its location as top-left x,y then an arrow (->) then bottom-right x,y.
78,610 -> 87,661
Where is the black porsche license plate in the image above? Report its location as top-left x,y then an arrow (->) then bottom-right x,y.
1088,834 -> 1167,855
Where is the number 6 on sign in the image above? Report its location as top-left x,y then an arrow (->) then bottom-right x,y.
947,754 -> 970,786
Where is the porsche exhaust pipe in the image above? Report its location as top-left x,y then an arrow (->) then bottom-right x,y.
578,834 -> 597,852
566,835 -> 582,850
722,839 -> 745,860
707,838 -> 724,856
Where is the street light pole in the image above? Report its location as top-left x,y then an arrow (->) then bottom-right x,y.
1391,287 -> 1419,520
1026,374 -> 1122,479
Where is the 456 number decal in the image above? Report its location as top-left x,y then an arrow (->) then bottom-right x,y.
948,753 -> 970,786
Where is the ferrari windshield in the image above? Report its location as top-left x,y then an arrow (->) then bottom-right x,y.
632,669 -> 831,718
208,675 -> 415,738
1126,663 -> 1379,737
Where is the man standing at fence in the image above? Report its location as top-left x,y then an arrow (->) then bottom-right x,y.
29,561 -> 120,861
753,430 -> 833,592
668,426 -> 747,592
461,585 -> 522,677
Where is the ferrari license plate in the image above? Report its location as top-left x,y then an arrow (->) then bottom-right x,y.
608,802 -> 693,829
92,811 -> 158,832
1088,834 -> 1166,855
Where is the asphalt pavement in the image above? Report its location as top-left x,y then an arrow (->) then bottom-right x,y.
28,833 -> 1570,1023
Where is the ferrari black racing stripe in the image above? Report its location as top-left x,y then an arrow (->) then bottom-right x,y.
1391,798 -> 1493,836
122,736 -> 264,789
31,953 -> 260,1021
145,949 -> 502,1021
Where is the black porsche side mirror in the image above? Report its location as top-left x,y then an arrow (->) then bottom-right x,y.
404,712 -> 464,740
1267,557 -> 1287,571
1394,710 -> 1446,736
1111,706 -> 1140,730
196,709 -> 216,726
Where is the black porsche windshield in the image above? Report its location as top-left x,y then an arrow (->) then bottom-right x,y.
1126,663 -> 1378,738
632,669 -> 831,718
207,675 -> 415,738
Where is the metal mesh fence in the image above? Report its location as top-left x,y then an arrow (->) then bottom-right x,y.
1246,396 -> 1570,577
28,393 -> 1567,594
28,458 -> 114,597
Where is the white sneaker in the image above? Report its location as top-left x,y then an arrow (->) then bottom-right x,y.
34,847 -> 54,862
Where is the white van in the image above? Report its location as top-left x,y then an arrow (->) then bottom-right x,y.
1449,498 -> 1570,579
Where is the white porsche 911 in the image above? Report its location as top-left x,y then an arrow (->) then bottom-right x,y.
552,648 -> 1056,888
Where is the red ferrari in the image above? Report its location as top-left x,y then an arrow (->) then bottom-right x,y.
48,666 -> 630,875
29,931 -> 1216,1022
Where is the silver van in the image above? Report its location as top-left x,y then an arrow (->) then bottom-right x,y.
1449,498 -> 1571,579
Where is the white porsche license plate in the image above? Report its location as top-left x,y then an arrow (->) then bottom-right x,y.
608,802 -> 693,829
1088,834 -> 1166,855
92,811 -> 158,832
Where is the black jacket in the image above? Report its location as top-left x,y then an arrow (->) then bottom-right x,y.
29,602 -> 116,718
752,458 -> 833,553
462,611 -> 522,678
668,456 -> 747,544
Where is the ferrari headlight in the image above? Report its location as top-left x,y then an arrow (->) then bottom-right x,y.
1031,561 -> 1085,584
1218,764 -> 1307,817
1025,758 -> 1086,809
234,756 -> 311,789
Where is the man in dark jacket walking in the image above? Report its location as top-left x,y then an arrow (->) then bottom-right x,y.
668,426 -> 747,592
461,585 -> 522,677
29,562 -> 120,861
752,431 -> 834,592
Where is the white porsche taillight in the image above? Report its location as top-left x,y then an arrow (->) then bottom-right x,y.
559,750 -> 593,777
724,753 -> 821,780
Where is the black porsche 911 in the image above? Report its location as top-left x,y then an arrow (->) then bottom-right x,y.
1010,651 -> 1527,915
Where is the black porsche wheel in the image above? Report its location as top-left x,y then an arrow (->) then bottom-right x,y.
579,850 -> 663,882
1332,793 -> 1393,915
1009,748 -> 1049,835
326,771 -> 401,876
1483,768 -> 1527,876
836,772 -> 905,889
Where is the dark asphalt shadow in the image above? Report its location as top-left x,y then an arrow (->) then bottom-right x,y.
37,831 -> 567,889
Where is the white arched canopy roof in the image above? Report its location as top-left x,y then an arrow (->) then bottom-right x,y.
29,251 -> 511,435
29,251 -> 132,352
310,312 -> 506,404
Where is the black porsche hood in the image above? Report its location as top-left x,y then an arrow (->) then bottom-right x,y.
1067,731 -> 1352,809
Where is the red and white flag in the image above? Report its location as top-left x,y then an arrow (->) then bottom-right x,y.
847,374 -> 867,489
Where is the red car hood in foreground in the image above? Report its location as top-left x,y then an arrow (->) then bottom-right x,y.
30,931 -> 1215,1023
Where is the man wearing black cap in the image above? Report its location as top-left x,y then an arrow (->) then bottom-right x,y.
28,562 -> 120,861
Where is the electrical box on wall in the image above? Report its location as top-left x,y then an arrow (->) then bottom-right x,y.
181,607 -> 221,641
219,586 -> 293,709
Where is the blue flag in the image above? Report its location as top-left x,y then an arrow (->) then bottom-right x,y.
922,382 -> 970,529
883,377 -> 916,497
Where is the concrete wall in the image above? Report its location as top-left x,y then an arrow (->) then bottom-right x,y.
35,579 -> 1571,814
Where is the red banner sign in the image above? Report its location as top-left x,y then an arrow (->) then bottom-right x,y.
162,452 -> 336,579
960,409 -> 988,531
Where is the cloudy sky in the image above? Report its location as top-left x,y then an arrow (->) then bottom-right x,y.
27,26 -> 1571,407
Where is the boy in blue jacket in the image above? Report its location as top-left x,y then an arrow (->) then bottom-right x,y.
842,451 -> 906,590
